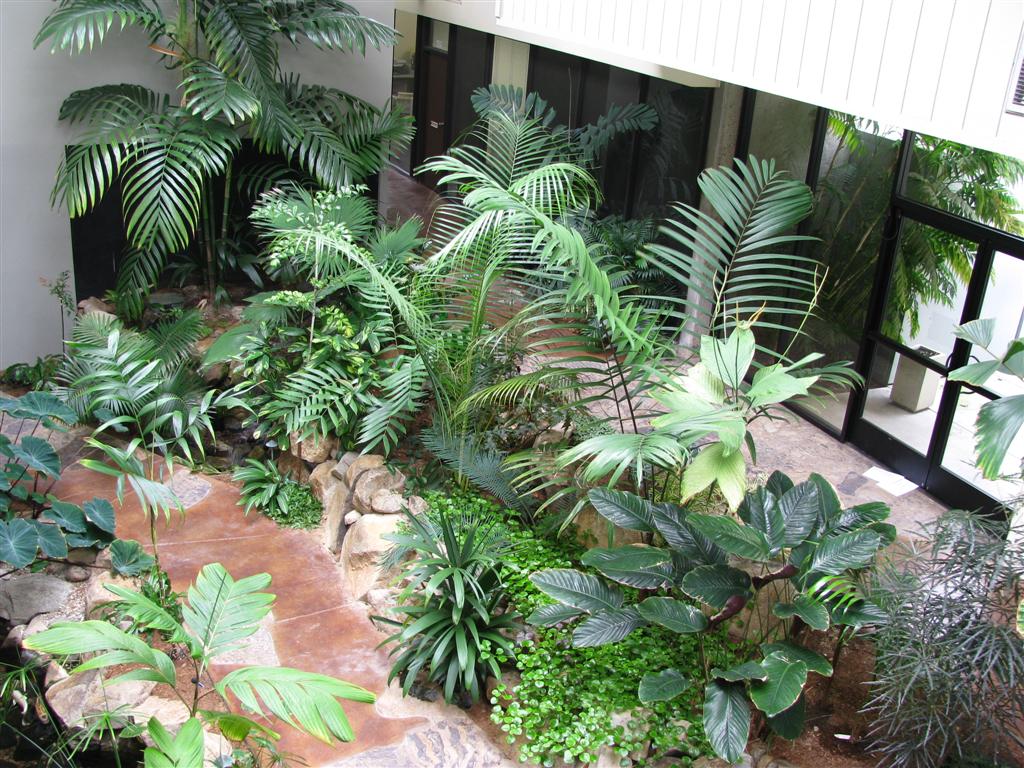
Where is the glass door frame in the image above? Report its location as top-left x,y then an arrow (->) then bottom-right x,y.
846,131 -> 1024,516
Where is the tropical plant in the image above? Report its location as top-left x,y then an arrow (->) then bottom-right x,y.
35,0 -> 413,315
377,507 -> 519,705
864,510 -> 1024,768
0,392 -> 146,573
0,355 -> 61,391
25,563 -> 375,766
55,310 -> 246,562
529,472 -> 892,762
233,457 -> 291,518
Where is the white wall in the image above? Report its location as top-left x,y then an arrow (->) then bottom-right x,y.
494,0 -> 1024,159
0,1 -> 393,368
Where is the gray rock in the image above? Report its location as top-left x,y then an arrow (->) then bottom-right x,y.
130,695 -> 190,733
46,671 -> 156,729
1,625 -> 25,652
344,454 -> 385,487
340,513 -> 403,599
406,495 -> 429,516
85,573 -> 137,616
322,481 -> 354,554
370,489 -> 405,515
44,562 -> 90,583
309,459 -> 340,502
353,467 -> 407,514
344,510 -> 362,526
66,548 -> 98,565
289,432 -> 338,464
44,661 -> 68,687
0,574 -> 74,625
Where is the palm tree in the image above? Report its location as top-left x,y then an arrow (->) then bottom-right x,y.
35,0 -> 414,317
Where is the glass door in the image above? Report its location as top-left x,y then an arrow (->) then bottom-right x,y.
848,216 -> 1024,514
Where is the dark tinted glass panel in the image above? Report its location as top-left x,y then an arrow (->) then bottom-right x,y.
904,133 -> 1024,237
390,10 -> 417,173
448,27 -> 492,143
747,92 -> 817,182
527,46 -> 584,125
630,79 -> 712,217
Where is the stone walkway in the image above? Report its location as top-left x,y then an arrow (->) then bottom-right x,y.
51,462 -> 515,768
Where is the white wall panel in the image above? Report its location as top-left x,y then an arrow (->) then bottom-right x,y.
494,0 -> 1024,157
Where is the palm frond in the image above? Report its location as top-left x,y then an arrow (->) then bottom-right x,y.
359,355 -> 428,454
644,155 -> 819,342
114,246 -> 167,320
34,0 -> 166,54
269,0 -> 396,53
420,427 -> 531,512
180,58 -> 261,125
574,101 -> 659,162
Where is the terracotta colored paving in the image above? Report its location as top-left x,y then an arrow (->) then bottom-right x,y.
51,463 -> 430,767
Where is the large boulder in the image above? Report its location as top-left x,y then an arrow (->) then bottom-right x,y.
309,459 -> 340,502
322,480 -> 354,553
0,574 -> 73,625
85,573 -> 137,616
277,452 -> 310,484
344,454 -> 385,487
339,513 -> 403,599
370,489 -> 405,515
289,432 -> 338,464
353,467 -> 407,514
47,670 -> 155,728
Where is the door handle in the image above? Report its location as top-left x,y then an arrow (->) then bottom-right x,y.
429,120 -> 445,129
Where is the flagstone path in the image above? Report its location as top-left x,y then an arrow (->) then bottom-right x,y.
51,460 -> 516,768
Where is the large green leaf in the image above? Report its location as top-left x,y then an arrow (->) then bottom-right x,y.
761,641 -> 833,677
681,564 -> 751,609
639,668 -> 690,703
700,327 -> 756,389
43,500 -> 88,533
703,680 -> 750,764
83,497 -> 116,534
10,436 -> 61,477
772,594 -> 830,631
650,503 -> 726,565
809,530 -> 882,575
776,481 -> 820,546
527,603 -> 585,626
580,546 -> 671,588
2,392 -> 78,428
104,582 -> 193,650
687,514 -> 770,560
746,363 -> 818,407
767,696 -> 806,740
749,653 -> 808,717
636,596 -> 708,633
182,563 -> 274,661
738,487 -> 785,553
180,59 -> 261,125
530,569 -> 624,613
218,666 -> 374,744
24,620 -> 175,686
572,607 -> 645,647
29,521 -> 68,559
144,717 -> 205,768
973,395 -> 1024,480
587,488 -> 655,531
681,442 -> 747,510
109,538 -> 156,576
0,520 -> 39,568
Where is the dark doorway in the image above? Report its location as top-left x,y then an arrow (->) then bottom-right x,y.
413,19 -> 450,188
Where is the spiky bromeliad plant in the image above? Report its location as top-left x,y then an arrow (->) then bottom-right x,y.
25,563 -> 374,767
35,0 -> 413,316
528,473 -> 893,763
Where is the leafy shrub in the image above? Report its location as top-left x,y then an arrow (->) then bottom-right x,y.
529,472 -> 892,762
864,511 -> 1024,768
0,392 -> 142,572
0,356 -> 60,391
378,505 -> 518,704
270,485 -> 322,530
234,458 -> 290,518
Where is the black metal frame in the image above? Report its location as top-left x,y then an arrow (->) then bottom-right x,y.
736,92 -> 1024,514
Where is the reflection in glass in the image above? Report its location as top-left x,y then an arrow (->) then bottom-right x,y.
942,389 -> 1024,503
390,11 -> 418,173
862,345 -> 945,455
747,92 -> 817,183
905,134 -> 1024,238
880,220 -> 976,362
630,79 -> 713,218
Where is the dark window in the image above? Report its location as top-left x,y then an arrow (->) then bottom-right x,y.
448,27 -> 494,144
